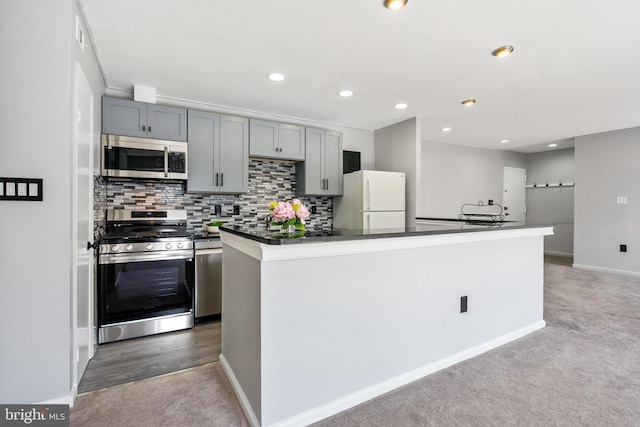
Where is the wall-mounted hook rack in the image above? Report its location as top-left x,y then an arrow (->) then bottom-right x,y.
526,181 -> 575,189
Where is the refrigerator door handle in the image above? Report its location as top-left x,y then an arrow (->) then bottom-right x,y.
366,213 -> 371,231
366,179 -> 371,210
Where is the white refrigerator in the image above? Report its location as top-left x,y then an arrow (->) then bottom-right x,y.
333,170 -> 406,230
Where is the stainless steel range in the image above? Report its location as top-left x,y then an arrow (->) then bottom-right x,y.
97,209 -> 194,344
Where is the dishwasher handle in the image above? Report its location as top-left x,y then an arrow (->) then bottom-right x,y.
195,248 -> 222,255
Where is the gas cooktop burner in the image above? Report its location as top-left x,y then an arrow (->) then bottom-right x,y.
102,230 -> 192,241
99,209 -> 194,254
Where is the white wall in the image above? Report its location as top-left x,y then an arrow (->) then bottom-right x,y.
418,140 -> 526,218
574,127 -> 640,274
525,148 -> 575,256
374,118 -> 420,226
0,0 -> 104,403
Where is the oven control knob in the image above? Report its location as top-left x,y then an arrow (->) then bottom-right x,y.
111,245 -> 120,252
165,243 -> 173,249
125,244 -> 133,251
177,242 -> 184,249
145,244 -> 154,250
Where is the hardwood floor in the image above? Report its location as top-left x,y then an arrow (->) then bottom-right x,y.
78,319 -> 221,394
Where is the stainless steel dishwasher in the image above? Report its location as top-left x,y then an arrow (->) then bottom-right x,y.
194,237 -> 222,319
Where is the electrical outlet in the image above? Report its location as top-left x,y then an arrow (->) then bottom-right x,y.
460,296 -> 468,313
620,244 -> 627,253
233,205 -> 240,215
214,205 -> 222,215
311,205 -> 317,214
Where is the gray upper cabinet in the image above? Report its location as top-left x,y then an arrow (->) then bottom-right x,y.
187,110 -> 248,194
102,96 -> 187,142
249,119 -> 305,161
296,128 -> 343,196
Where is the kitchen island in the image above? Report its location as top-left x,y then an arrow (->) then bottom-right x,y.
219,223 -> 553,427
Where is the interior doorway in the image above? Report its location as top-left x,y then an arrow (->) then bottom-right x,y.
503,167 -> 526,222
72,62 -> 95,391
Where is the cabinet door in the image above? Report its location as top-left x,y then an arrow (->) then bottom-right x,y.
102,97 -> 147,138
218,115 -> 249,193
279,124 -> 305,161
147,104 -> 187,142
302,128 -> 325,195
324,131 -> 343,195
249,119 -> 279,158
187,110 -> 219,192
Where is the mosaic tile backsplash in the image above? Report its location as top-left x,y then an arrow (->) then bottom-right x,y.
94,160 -> 332,238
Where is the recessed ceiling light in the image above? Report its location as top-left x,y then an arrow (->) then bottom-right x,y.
383,0 -> 408,10
500,139 -> 509,143
548,143 -> 558,147
441,127 -> 452,132
338,90 -> 354,97
461,99 -> 477,106
268,73 -> 285,82
394,103 -> 408,109
491,45 -> 514,58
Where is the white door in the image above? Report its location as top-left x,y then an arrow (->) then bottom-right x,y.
362,211 -> 406,231
362,170 -> 405,212
503,167 -> 526,222
73,63 -> 95,389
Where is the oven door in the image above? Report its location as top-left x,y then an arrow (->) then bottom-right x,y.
101,134 -> 187,180
98,250 -> 194,327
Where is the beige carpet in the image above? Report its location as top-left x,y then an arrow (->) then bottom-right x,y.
71,256 -> 640,426
70,363 -> 249,427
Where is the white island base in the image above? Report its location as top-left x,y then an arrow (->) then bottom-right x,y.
220,226 -> 553,427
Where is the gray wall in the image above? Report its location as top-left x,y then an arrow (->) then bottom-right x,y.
525,148 -> 575,256
574,127 -> 640,274
418,140 -> 526,218
0,0 -> 105,403
373,118 -> 420,226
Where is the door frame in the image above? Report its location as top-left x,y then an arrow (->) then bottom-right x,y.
71,62 -> 95,396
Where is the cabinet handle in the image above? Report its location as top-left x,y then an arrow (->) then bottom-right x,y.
163,147 -> 168,178
215,173 -> 219,186
220,173 -> 224,187
149,126 -> 151,132
142,125 -> 146,131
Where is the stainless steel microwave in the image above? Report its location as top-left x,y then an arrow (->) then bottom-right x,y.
101,134 -> 188,180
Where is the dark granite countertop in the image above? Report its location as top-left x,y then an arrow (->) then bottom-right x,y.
220,221 -> 542,246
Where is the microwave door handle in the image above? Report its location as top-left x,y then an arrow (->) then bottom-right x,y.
164,146 -> 169,177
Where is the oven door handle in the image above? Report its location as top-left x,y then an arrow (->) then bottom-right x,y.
99,250 -> 194,265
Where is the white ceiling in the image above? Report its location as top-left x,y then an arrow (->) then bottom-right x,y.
81,0 -> 640,153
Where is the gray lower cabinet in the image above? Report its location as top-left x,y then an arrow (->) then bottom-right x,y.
249,119 -> 305,161
296,128 -> 343,196
102,96 -> 187,142
187,110 -> 248,193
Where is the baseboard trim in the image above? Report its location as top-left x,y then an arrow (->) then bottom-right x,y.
38,387 -> 75,407
572,264 -> 640,277
219,354 -> 260,427
269,320 -> 546,427
544,250 -> 573,257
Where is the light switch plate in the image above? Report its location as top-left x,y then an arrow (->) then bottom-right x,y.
0,177 -> 43,201
616,196 -> 628,205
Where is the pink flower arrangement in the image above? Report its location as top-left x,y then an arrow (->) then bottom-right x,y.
268,199 -> 310,232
